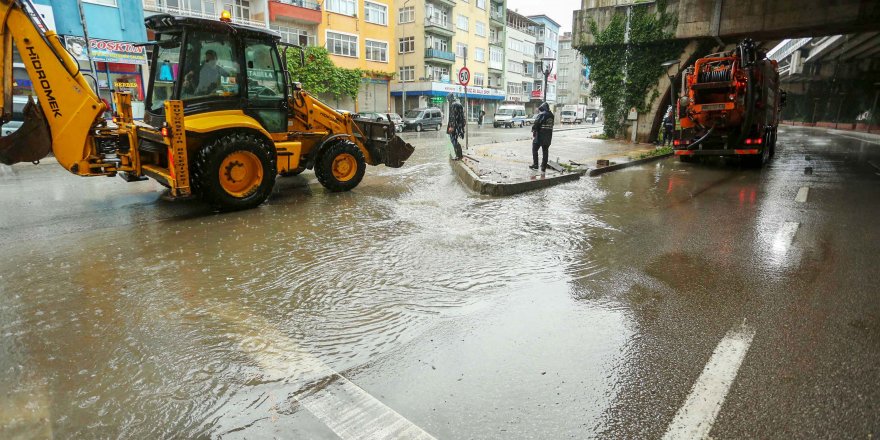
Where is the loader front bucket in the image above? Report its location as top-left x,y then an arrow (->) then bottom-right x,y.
384,135 -> 415,168
0,97 -> 52,165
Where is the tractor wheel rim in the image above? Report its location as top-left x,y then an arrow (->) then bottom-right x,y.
332,153 -> 357,182
220,151 -> 263,197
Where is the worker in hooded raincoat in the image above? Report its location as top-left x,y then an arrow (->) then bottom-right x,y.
530,102 -> 554,172
447,93 -> 466,159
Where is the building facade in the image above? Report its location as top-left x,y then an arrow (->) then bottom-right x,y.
390,0 -> 505,122
316,0 -> 397,112
503,10 -> 537,106
556,31 -> 600,115
527,14 -> 560,112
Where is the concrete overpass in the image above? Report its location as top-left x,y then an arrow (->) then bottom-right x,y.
573,0 -> 880,142
574,0 -> 880,46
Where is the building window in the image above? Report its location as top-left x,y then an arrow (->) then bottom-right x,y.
425,65 -> 448,81
507,59 -> 523,74
476,0 -> 486,8
365,40 -> 388,62
270,24 -> 316,46
398,36 -> 415,54
474,73 -> 484,87
398,5 -> 415,23
326,31 -> 358,57
474,47 -> 485,62
426,36 -> 449,51
84,0 -> 117,5
457,15 -> 468,31
365,1 -> 388,25
326,0 -> 357,16
489,46 -> 503,69
456,42 -> 467,59
507,81 -> 523,95
475,21 -> 486,37
399,65 -> 415,82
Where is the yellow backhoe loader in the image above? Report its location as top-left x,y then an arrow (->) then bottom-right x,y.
0,0 -> 414,210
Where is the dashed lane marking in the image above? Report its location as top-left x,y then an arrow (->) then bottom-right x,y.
834,133 -> 880,146
663,321 -> 756,440
212,309 -> 436,440
772,221 -> 800,255
795,186 -> 810,203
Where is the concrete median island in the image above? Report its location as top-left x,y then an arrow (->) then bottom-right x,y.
451,128 -> 673,196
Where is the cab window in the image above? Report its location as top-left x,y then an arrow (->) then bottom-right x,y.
245,41 -> 284,99
180,31 -> 240,101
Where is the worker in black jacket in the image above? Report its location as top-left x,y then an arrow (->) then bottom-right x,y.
530,102 -> 554,171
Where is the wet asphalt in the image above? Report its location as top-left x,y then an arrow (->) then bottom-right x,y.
0,125 -> 877,438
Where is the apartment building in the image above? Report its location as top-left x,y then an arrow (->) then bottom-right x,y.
36,0 -> 148,117
503,10 -> 537,106
391,0 -> 506,121
528,14 -> 559,111
268,1 -> 321,47
556,32 -> 600,113
143,0 -> 268,28
316,0 -> 397,112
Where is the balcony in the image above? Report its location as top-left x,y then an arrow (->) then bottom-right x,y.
143,0 -> 266,28
425,48 -> 455,65
424,17 -> 455,38
490,9 -> 505,25
489,37 -> 503,47
269,0 -> 321,25
431,0 -> 456,7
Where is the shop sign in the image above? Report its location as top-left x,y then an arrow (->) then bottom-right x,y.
114,82 -> 138,88
64,36 -> 148,65
430,82 -> 503,99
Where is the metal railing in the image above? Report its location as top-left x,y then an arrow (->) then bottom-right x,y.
424,17 -> 452,30
490,10 -> 504,21
143,0 -> 267,28
273,0 -> 320,10
425,48 -> 455,62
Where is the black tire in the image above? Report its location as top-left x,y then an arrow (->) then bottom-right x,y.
280,166 -> 306,177
191,132 -> 276,211
315,140 -> 366,192
416,124 -> 423,132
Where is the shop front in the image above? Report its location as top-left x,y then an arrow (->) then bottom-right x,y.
64,36 -> 149,119
391,81 -> 505,123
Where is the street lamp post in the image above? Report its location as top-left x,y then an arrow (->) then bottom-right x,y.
542,57 -> 554,103
400,0 -> 412,116
661,59 -> 681,140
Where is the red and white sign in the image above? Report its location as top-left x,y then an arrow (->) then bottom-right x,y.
458,67 -> 470,86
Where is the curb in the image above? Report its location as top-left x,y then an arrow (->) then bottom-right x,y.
451,158 -> 584,196
587,152 -> 673,176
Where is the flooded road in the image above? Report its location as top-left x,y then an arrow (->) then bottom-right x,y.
1,125 -> 878,438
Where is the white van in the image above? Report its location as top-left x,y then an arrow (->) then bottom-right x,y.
493,104 -> 527,128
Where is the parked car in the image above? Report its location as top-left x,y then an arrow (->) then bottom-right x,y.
354,111 -> 385,122
387,112 -> 404,132
493,104 -> 526,128
523,113 -> 538,126
402,107 -> 443,132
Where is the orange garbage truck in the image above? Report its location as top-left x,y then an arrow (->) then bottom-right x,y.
674,39 -> 786,166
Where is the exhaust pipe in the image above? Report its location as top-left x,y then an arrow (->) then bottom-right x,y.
0,97 -> 53,165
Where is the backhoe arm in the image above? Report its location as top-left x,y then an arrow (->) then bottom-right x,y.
0,0 -> 105,172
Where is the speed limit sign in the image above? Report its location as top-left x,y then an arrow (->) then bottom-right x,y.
458,67 -> 470,86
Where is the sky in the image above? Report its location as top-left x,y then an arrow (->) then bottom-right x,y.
505,0 -> 581,34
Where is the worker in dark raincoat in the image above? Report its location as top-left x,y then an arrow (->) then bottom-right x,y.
447,94 -> 466,159
530,102 -> 554,171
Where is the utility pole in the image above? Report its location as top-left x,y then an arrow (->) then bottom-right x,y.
75,0 -> 100,96
400,0 -> 412,116
542,58 -> 554,103
463,47 -> 469,151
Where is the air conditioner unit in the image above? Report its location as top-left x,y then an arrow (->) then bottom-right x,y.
790,50 -> 804,75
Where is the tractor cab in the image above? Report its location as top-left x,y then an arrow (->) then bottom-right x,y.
143,14 -> 288,132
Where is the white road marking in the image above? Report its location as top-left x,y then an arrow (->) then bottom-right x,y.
772,221 -> 800,255
795,186 -> 810,203
663,322 -> 756,440
834,133 -> 880,146
213,309 -> 436,440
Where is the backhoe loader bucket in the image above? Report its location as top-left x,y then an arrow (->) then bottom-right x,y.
0,97 -> 52,165
383,135 -> 415,168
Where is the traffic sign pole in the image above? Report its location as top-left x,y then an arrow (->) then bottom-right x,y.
459,61 -> 471,152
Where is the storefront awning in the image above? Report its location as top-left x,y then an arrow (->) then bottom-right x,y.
391,81 -> 505,101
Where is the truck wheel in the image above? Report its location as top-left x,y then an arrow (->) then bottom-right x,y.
191,132 -> 277,211
416,124 -> 423,132
315,140 -> 365,192
280,166 -> 306,177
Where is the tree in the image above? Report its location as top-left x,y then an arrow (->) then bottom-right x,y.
286,46 -> 362,100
